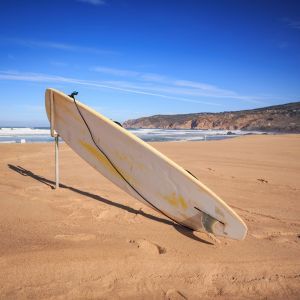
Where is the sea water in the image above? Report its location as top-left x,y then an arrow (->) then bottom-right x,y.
0,127 -> 53,143
0,127 -> 268,144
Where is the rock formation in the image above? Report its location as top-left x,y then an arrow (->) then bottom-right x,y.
123,102 -> 300,132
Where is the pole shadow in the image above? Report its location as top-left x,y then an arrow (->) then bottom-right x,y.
8,164 -> 213,245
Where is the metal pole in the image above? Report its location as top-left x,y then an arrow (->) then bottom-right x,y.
55,135 -> 59,189
50,90 -> 59,189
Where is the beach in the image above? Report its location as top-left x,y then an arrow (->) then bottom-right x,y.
0,134 -> 299,299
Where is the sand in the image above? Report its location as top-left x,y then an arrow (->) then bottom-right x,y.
0,134 -> 299,299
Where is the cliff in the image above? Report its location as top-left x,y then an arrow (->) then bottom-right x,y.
123,102 -> 300,132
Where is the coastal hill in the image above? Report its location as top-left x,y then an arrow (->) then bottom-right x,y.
123,101 -> 300,132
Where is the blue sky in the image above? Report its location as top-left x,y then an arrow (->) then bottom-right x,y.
0,0 -> 299,126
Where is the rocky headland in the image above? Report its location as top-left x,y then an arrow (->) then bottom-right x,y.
123,102 -> 300,132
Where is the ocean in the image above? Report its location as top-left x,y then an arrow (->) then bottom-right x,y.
0,127 -> 268,144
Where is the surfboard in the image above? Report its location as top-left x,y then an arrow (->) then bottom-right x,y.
45,88 -> 247,240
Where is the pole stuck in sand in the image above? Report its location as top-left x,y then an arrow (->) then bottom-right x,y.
54,135 -> 59,189
50,90 -> 60,189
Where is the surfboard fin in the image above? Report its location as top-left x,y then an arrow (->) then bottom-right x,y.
193,206 -> 226,235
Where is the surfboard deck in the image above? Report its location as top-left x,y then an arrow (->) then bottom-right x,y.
45,88 -> 247,240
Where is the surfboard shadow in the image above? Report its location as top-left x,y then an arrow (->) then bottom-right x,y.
8,164 -> 213,245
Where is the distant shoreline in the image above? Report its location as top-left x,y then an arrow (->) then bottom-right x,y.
123,101 -> 300,133
0,127 -> 278,144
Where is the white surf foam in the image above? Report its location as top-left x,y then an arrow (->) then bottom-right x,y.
0,127 -> 268,143
0,127 -> 50,136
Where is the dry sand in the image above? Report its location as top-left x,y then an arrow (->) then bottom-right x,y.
0,134 -> 299,299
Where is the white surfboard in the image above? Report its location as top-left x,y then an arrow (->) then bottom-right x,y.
45,89 -> 247,240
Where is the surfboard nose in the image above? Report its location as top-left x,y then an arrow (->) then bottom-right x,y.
208,210 -> 248,240
221,219 -> 248,240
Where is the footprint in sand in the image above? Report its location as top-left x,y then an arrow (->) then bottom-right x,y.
55,233 -> 96,241
251,231 -> 298,243
257,178 -> 268,183
165,289 -> 187,300
93,210 -> 114,219
128,239 -> 166,255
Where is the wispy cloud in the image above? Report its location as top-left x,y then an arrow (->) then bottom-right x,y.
77,0 -> 106,5
91,66 -> 168,82
278,41 -> 289,49
140,73 -> 167,82
21,105 -> 45,112
92,66 -> 139,77
4,38 -> 117,55
282,18 -> 300,30
92,66 -> 266,104
288,20 -> 300,30
0,71 -> 221,106
174,80 -> 236,96
50,61 -> 69,67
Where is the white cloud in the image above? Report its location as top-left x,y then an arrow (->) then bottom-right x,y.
91,66 -> 266,104
288,20 -> 300,30
174,80 -> 237,96
140,73 -> 168,82
283,18 -> 300,30
92,66 -> 139,77
93,66 -> 169,82
4,38 -> 117,55
21,105 -> 45,112
0,71 -> 221,106
50,61 -> 68,67
278,42 -> 289,49
77,0 -> 106,5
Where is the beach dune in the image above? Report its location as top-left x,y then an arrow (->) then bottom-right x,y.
0,135 -> 299,299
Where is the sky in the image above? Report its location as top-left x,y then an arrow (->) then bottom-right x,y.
0,0 -> 299,126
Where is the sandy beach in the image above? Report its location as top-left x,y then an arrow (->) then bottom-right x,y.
0,134 -> 299,299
